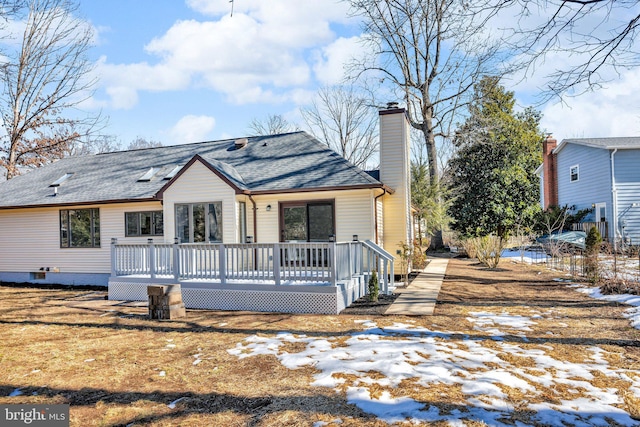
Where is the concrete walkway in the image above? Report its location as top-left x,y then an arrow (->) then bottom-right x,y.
385,258 -> 449,316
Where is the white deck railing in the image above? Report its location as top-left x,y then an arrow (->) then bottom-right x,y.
110,239 -> 394,292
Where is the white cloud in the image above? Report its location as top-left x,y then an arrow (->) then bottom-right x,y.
94,56 -> 190,109
537,68 -> 640,139
169,114 -> 216,144
313,36 -> 364,85
94,1 -> 358,109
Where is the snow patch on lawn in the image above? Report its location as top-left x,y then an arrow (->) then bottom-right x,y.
576,286 -> 640,330
229,314 -> 640,426
501,248 -> 548,264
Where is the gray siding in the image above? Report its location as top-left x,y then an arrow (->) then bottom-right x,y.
557,143 -> 613,239
614,150 -> 640,245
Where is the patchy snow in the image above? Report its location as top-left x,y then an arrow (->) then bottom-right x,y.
467,311 -> 535,339
313,419 -> 342,427
501,248 -> 549,264
229,313 -> 640,426
576,285 -> 640,330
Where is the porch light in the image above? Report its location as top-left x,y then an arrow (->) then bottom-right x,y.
329,234 -> 335,242
266,204 -> 272,211
246,236 -> 254,243
111,238 -> 118,244
174,237 -> 180,244
148,238 -> 153,244
353,234 -> 359,241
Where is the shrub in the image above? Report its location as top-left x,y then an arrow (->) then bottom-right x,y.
368,269 -> 379,302
474,235 -> 506,269
461,235 -> 506,268
412,240 -> 428,270
585,226 -> 602,283
460,238 -> 478,259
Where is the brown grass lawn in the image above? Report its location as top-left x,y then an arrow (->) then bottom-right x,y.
1,258 -> 640,426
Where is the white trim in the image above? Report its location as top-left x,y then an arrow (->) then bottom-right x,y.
569,164 -> 579,182
594,203 -> 606,222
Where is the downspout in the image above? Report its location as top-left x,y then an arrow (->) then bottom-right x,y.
248,194 -> 258,243
374,189 -> 386,245
610,149 -> 618,250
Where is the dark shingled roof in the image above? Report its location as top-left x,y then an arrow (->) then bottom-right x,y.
557,136 -> 640,152
0,132 -> 385,209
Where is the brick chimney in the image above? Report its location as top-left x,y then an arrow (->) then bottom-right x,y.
542,135 -> 558,210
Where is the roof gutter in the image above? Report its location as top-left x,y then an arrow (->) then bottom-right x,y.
248,194 -> 258,243
374,188 -> 387,245
0,197 -> 159,210
611,149 -> 619,250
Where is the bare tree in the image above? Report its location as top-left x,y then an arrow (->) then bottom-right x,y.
247,114 -> 299,136
348,0 -> 511,181
501,0 -> 640,100
69,134 -> 121,156
126,137 -> 163,150
301,85 -> 378,169
0,0 -> 100,179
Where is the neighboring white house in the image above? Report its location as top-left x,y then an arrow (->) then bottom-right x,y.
0,105 -> 413,314
538,135 -> 640,247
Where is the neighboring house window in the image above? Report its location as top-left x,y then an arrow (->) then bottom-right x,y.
176,202 -> 223,243
280,201 -> 335,242
60,208 -> 100,248
570,165 -> 579,182
125,211 -> 163,237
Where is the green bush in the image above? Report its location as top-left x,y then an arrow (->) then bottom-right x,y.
368,269 -> 379,302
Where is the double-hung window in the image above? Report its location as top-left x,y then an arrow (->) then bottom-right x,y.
60,208 -> 100,248
125,211 -> 163,237
175,202 -> 223,243
570,165 -> 579,182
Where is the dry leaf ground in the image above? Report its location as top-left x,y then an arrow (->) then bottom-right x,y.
0,258 -> 638,426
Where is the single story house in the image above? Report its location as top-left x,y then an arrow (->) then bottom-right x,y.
538,135 -> 640,247
0,105 -> 413,314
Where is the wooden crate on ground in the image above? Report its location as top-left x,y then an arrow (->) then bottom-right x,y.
147,284 -> 186,320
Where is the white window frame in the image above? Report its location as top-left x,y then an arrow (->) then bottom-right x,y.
125,211 -> 163,237
570,164 -> 579,182
175,202 -> 223,243
594,202 -> 606,222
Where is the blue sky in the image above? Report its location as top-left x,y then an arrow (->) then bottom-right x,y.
79,0 -> 362,146
75,0 -> 640,148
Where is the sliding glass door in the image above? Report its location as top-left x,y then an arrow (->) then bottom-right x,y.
280,201 -> 334,242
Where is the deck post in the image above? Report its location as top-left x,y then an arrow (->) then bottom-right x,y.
148,239 -> 156,280
382,258 -> 388,295
172,239 -> 180,280
110,238 -> 117,277
387,260 -> 394,294
347,243 -> 353,278
219,244 -> 226,285
273,243 -> 281,285
329,242 -> 337,286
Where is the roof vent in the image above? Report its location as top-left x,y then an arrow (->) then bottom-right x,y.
137,167 -> 156,182
49,173 -> 74,187
234,138 -> 248,149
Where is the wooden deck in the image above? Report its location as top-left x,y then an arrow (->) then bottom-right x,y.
109,240 -> 395,314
